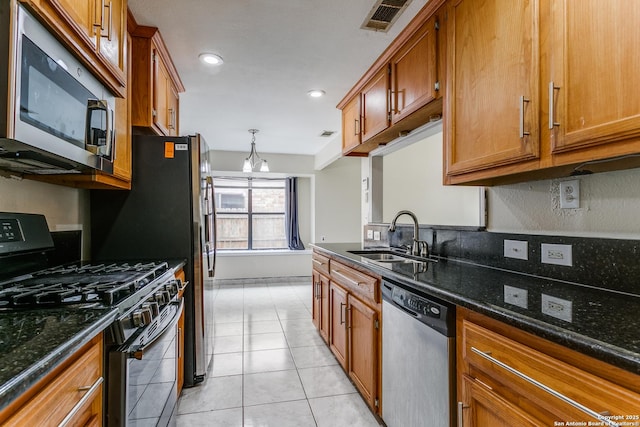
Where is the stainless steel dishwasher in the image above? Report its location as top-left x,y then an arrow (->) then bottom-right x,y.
381,279 -> 456,427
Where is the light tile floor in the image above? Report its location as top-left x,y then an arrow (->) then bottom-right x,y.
176,279 -> 381,427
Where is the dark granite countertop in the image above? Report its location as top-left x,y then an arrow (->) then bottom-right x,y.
312,243 -> 640,375
0,306 -> 117,409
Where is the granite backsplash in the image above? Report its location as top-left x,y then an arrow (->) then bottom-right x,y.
364,223 -> 640,296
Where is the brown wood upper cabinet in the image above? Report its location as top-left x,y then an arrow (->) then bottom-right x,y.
444,0 -> 540,179
129,12 -> 184,136
22,0 -> 127,98
445,0 -> 640,185
339,0 -> 445,156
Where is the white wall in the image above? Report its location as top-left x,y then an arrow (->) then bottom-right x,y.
314,156 -> 362,243
0,176 -> 88,254
488,168 -> 640,239
380,131 -> 484,226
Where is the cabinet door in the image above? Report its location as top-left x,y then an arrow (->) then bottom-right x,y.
153,49 -> 171,135
111,30 -> 131,181
342,95 -> 362,153
312,271 -> 329,344
549,0 -> 640,155
177,304 -> 185,396
445,0 -> 540,176
361,67 -> 390,142
347,295 -> 378,410
167,83 -> 180,136
312,272 -> 321,331
329,283 -> 348,370
97,0 -> 125,73
460,375 -> 543,427
391,15 -> 438,124
320,274 -> 330,343
52,0 -> 97,45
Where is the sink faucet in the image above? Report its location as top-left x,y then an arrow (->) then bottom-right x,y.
389,210 -> 429,258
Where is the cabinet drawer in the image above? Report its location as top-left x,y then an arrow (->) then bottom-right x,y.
461,319 -> 640,423
3,336 -> 103,426
330,261 -> 378,304
312,252 -> 331,276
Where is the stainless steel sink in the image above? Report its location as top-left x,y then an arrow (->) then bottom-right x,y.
348,250 -> 437,265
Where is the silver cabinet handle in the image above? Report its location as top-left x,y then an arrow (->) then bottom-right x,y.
457,401 -> 468,427
312,259 -> 325,267
519,95 -> 530,138
58,376 -> 103,427
549,81 -> 560,129
339,302 -> 346,325
354,119 -> 360,136
331,269 -> 364,288
470,347 -> 619,427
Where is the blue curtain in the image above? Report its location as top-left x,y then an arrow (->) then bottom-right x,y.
285,177 -> 305,250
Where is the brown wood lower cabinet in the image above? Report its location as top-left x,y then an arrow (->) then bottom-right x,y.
0,334 -> 104,426
311,250 -> 381,415
328,282 -> 349,370
311,271 -> 330,343
457,308 -> 640,426
346,295 -> 378,409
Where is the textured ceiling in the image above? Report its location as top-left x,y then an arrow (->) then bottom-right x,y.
127,0 -> 429,155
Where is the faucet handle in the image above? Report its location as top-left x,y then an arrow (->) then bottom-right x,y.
417,240 -> 430,258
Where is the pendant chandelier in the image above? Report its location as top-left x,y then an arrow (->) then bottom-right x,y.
242,129 -> 269,172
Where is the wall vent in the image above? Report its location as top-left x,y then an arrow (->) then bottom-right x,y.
361,0 -> 413,32
319,130 -> 336,137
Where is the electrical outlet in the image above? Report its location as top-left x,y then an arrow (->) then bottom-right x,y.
503,239 -> 528,260
541,243 -> 572,266
373,231 -> 381,241
504,285 -> 528,309
541,294 -> 572,322
366,229 -> 374,239
559,179 -> 580,209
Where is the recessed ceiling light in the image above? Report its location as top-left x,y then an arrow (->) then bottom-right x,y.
199,53 -> 224,66
307,90 -> 326,98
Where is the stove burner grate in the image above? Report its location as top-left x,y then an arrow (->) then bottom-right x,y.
0,261 -> 169,308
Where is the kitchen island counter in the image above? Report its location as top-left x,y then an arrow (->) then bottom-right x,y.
312,243 -> 640,376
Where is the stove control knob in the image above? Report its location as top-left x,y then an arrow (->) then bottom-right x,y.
132,307 -> 152,327
143,301 -> 159,318
154,290 -> 172,304
165,280 -> 179,296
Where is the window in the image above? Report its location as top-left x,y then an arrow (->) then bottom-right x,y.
214,177 -> 287,250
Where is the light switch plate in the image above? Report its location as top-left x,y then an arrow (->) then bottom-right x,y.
373,231 -> 381,241
504,239 -> 528,260
366,229 -> 374,239
541,243 -> 572,266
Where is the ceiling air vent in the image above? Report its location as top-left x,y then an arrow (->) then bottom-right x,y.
319,130 -> 336,137
361,0 -> 413,32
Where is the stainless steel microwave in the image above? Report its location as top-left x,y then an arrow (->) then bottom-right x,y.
0,2 -> 116,175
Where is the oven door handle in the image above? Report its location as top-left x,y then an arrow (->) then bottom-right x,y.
128,299 -> 184,360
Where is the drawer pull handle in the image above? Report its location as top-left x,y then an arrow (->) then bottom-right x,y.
312,259 -> 326,266
58,376 -> 103,427
470,347 -> 619,427
331,270 -> 365,288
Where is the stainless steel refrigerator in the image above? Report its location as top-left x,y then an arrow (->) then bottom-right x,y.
90,133 -> 216,388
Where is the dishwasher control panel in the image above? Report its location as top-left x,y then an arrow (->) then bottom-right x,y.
383,280 -> 455,337
392,286 -> 441,318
